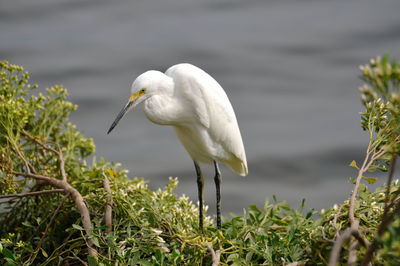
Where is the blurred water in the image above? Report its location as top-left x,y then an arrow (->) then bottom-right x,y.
1,0 -> 400,215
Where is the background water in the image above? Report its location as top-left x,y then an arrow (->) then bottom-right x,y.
1,0 -> 400,216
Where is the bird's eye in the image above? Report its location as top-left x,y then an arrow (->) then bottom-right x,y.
140,88 -> 146,93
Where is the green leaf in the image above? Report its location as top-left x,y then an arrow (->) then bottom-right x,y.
5,258 -> 18,266
227,253 -> 239,262
272,195 -> 277,203
88,255 -> 98,266
349,160 -> 360,170
367,164 -> 379,172
41,248 -> 48,258
139,259 -> 152,266
91,237 -> 100,248
382,53 -> 389,67
2,247 -> 15,260
22,221 -> 33,228
363,176 -> 378,184
72,224 -> 84,230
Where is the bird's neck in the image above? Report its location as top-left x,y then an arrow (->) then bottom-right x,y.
143,95 -> 184,126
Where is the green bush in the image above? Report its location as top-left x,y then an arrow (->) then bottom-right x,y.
0,58 -> 399,265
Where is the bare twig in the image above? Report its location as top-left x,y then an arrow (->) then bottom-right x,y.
328,225 -> 368,266
361,155 -> 399,265
22,130 -> 67,182
102,169 -> 114,234
56,143 -> 67,182
333,205 -> 343,239
24,192 -> 70,265
382,154 -> 397,222
0,189 -> 64,199
349,147 -> 385,226
10,164 -> 97,260
12,170 -> 97,257
348,239 -> 358,266
206,244 -> 220,266
334,144 -> 384,266
11,141 -> 36,174
11,136 -> 97,255
22,129 -> 58,154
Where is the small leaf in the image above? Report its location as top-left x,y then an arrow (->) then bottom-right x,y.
72,224 -> 84,230
91,237 -> 100,248
88,255 -> 98,266
22,221 -> 33,228
367,164 -> 379,172
382,53 -> 389,66
2,247 -> 15,260
363,176 -> 378,184
107,169 -> 115,178
41,248 -> 48,258
5,258 -> 18,266
349,160 -> 360,170
272,195 -> 277,203
306,209 -> 314,219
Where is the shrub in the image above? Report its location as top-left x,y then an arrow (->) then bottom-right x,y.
0,57 -> 399,265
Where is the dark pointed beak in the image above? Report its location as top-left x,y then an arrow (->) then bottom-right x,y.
107,100 -> 134,134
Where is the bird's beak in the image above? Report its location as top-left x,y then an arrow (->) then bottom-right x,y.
107,92 -> 142,134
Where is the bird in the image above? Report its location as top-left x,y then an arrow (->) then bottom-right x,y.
107,63 -> 247,234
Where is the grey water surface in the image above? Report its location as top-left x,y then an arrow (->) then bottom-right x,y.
1,0 -> 400,216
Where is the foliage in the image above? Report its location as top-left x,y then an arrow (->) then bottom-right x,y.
0,58 -> 400,265
359,54 -> 400,161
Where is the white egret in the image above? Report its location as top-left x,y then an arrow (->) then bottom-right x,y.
107,63 -> 247,234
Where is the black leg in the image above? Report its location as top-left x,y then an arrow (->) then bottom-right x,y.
213,160 -> 222,229
194,161 -> 205,235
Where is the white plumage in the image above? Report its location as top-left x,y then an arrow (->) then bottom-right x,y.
107,63 -> 248,232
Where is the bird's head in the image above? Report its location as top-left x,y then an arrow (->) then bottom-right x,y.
107,70 -> 173,134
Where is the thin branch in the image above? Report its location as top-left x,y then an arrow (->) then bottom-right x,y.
206,244 -> 220,266
11,171 -> 62,185
22,130 -> 67,182
10,170 -> 97,258
0,189 -> 64,199
328,226 -> 368,266
21,129 -> 59,155
349,146 -> 385,226
24,192 -> 70,265
10,133 -> 98,257
102,169 -> 114,234
352,229 -> 370,248
361,155 -> 400,265
348,239 -> 358,266
333,205 -> 343,239
57,143 -> 67,182
382,154 -> 397,222
339,144 -> 383,266
11,141 -> 36,174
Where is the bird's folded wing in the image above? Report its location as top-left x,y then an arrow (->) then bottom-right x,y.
166,64 -> 247,170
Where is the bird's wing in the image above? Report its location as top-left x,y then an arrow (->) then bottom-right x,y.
165,64 -> 247,174
165,64 -> 211,128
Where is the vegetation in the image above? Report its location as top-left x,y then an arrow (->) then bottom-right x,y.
0,56 -> 399,265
